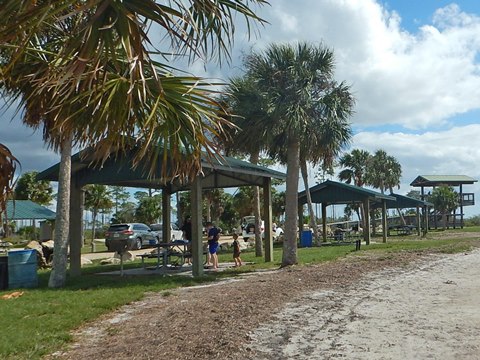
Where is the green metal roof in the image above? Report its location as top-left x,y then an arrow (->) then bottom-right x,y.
410,175 -> 477,187
372,193 -> 433,209
37,147 -> 286,192
298,180 -> 395,205
6,200 -> 56,220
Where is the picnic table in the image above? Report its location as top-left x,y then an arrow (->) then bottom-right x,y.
138,240 -> 190,270
388,225 -> 415,236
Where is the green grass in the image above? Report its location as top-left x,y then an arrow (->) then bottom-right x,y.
1,235 -> 479,359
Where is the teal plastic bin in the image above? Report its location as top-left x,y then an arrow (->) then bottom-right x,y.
300,230 -> 313,247
8,249 -> 38,289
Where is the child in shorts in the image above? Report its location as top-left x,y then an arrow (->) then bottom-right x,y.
232,233 -> 242,267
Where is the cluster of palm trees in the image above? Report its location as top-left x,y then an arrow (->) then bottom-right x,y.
338,148 -> 402,229
339,149 -> 402,193
222,43 -> 355,265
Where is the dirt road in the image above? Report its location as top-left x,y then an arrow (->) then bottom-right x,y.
248,249 -> 480,359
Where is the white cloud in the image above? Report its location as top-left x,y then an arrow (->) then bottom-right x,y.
3,0 -> 480,217
249,0 -> 480,129
350,125 -> 480,215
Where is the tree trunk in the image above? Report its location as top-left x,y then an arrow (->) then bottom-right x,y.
282,139 -> 300,266
206,193 -> 212,222
253,185 -> 262,257
48,133 -> 73,288
91,210 -> 97,253
359,203 -> 366,232
250,152 -> 263,257
300,160 -> 318,245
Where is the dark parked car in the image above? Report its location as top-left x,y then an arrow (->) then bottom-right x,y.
105,223 -> 158,251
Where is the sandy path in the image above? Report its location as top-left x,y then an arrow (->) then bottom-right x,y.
248,249 -> 480,359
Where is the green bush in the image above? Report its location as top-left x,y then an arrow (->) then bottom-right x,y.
17,226 -> 40,240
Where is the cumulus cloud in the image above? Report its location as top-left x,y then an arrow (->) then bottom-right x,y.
350,125 -> 480,215
3,0 -> 480,215
250,0 -> 480,129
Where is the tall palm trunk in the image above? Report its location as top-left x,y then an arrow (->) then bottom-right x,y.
282,139 -> 300,266
48,132 -> 73,288
250,152 -> 263,257
91,209 -> 97,252
300,159 -> 318,244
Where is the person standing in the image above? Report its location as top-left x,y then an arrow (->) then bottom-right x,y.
206,222 -> 220,269
181,216 -> 192,265
232,233 -> 242,267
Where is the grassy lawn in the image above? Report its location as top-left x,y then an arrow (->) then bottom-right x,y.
1,233 -> 479,359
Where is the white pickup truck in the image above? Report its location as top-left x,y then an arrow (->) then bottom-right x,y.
240,216 -> 283,241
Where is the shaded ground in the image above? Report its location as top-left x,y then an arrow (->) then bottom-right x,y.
49,236 -> 480,360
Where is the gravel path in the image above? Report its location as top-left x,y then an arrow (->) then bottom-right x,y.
249,249 -> 480,359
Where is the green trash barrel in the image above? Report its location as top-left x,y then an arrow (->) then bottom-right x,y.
8,249 -> 38,289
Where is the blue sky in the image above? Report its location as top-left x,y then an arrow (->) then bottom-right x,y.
2,1 -> 480,217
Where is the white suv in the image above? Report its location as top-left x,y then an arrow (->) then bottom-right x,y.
240,216 -> 284,241
240,216 -> 264,241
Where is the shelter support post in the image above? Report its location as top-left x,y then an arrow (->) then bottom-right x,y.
191,177 -> 203,277
263,178 -> 273,262
162,191 -> 171,242
381,200 -> 387,243
460,184 -> 464,228
322,203 -> 327,243
416,206 -> 421,236
363,199 -> 371,245
69,181 -> 84,277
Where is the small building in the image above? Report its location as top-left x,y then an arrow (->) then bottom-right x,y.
4,200 -> 56,240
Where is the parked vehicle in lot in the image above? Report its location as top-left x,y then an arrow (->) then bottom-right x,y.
150,223 -> 183,242
239,216 -> 283,241
105,223 -> 157,251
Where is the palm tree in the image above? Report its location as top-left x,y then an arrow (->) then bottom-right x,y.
222,75 -> 272,256
0,144 -> 19,232
84,185 -> 113,252
247,42 -> 351,266
298,83 -> 353,244
366,149 -> 402,231
337,148 -> 371,231
271,82 -> 354,245
1,1 -> 268,287
366,149 -> 402,194
338,149 -> 371,187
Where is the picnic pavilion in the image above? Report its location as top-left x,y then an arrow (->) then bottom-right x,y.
298,180 -> 395,244
38,147 -> 286,277
410,175 -> 477,229
371,193 -> 433,236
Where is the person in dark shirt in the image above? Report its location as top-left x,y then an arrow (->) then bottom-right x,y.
206,221 -> 220,269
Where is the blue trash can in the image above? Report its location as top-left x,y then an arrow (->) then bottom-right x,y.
8,249 -> 38,289
300,230 -> 313,247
